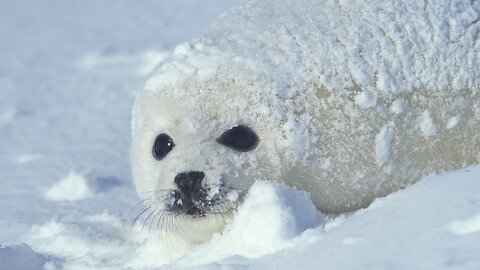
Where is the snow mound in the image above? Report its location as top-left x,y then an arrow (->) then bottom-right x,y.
215,165 -> 480,270
15,166 -> 480,269
172,181 -> 324,267
44,172 -> 92,201
23,180 -> 323,269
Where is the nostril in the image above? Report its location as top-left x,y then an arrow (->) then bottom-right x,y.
188,171 -> 205,182
174,171 -> 205,194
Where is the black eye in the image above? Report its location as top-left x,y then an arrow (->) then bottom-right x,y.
216,125 -> 259,152
153,133 -> 175,160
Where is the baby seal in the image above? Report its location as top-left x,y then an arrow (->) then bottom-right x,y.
131,0 -> 480,243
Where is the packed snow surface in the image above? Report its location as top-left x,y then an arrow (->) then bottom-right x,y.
1,0 -> 480,270
5,167 -> 480,269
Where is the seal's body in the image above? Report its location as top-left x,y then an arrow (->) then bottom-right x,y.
132,0 -> 480,242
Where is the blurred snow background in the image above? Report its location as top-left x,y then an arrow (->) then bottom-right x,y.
1,0 -> 480,269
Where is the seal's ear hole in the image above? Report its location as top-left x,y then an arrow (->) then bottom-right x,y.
153,133 -> 175,160
216,125 -> 259,152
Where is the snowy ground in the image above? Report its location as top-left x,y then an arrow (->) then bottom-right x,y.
1,1 -> 480,270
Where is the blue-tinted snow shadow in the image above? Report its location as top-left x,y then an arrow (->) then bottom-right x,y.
90,175 -> 124,193
0,244 -> 62,270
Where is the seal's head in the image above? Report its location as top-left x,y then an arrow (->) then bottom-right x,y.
130,59 -> 286,242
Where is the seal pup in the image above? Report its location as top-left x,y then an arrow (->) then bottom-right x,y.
131,0 -> 480,243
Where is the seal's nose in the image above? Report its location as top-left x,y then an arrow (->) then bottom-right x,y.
174,171 -> 205,196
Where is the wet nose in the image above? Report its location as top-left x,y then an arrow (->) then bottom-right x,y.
174,171 -> 205,195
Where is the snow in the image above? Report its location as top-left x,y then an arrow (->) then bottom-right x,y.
449,213 -> 480,236
45,172 -> 92,202
354,91 -> 377,108
419,110 -> 438,138
389,99 -> 406,115
17,166 -> 479,270
169,181 -> 324,267
447,116 -> 460,129
375,124 -> 394,167
0,244 -> 50,270
1,0 -> 480,270
166,167 -> 480,270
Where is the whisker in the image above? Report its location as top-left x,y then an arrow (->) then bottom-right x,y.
131,205 -> 152,233
138,189 -> 171,194
149,209 -> 162,233
174,213 -> 184,234
159,212 -> 171,243
130,197 -> 154,211
156,211 -> 165,242
167,215 -> 179,246
142,207 -> 157,232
